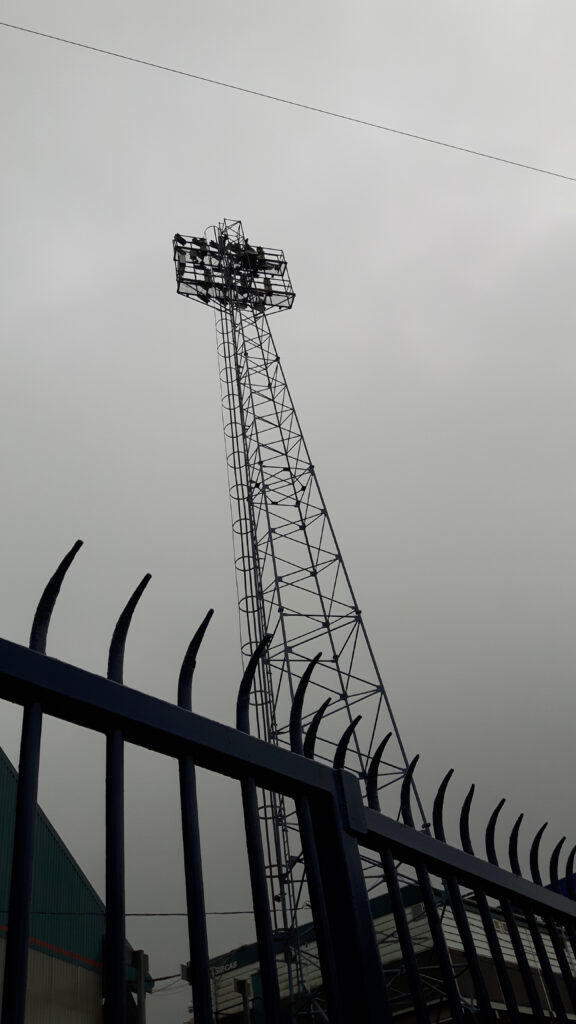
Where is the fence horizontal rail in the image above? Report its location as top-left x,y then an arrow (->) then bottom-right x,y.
359,804 -> 576,921
2,635 -> 576,926
0,637 -> 335,798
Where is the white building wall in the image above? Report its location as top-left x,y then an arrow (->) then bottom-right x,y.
210,900 -> 576,1018
0,940 -> 102,1023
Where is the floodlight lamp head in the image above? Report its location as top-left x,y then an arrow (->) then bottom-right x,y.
172,220 -> 295,314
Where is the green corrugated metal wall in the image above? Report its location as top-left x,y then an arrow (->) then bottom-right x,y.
0,746 -> 105,971
0,745 -> 151,1020
0,746 -> 148,1020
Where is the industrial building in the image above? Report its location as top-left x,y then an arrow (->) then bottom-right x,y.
0,746 -> 149,1021
208,883 -> 575,1021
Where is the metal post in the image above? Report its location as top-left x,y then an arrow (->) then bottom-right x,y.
309,773 -> 390,1024
234,977 -> 252,1024
133,949 -> 148,1024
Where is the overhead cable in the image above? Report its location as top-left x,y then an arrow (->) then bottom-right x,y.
1,19 -> 575,184
2,909 -> 253,916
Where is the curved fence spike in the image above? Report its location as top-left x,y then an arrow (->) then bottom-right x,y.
303,698 -> 331,760
289,653 -> 322,754
432,769 -> 454,843
549,836 -> 566,893
459,784 -> 476,855
565,846 -> 576,901
508,814 -> 524,877
29,540 -> 83,653
400,756 -> 420,828
485,798 -> 506,866
529,822 -> 548,887
236,635 -> 272,734
177,609 -> 215,711
365,733 -> 393,811
333,715 -> 361,771
107,574 -> 152,684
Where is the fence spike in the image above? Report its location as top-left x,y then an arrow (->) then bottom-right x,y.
303,698 -> 331,760
529,822 -> 548,886
107,574 -> 152,684
508,814 -> 524,877
549,836 -> 566,893
289,653 -> 322,754
485,798 -> 506,866
432,769 -> 454,843
565,846 -> 576,900
177,609 -> 214,711
29,540 -> 83,654
459,784 -> 476,855
333,715 -> 362,771
365,733 -> 393,811
400,756 -> 420,828
236,635 -> 272,734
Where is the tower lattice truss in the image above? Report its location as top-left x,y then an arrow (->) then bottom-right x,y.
173,219 -> 424,1008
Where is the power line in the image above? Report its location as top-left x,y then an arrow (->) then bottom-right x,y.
1,19 -> 575,185
1,909 -> 253,916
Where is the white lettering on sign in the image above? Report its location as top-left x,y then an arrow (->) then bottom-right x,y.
210,959 -> 239,979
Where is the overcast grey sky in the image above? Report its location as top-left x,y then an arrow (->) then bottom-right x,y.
2,2 -> 576,1019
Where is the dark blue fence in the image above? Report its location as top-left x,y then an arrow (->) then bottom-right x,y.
1,542 -> 575,1023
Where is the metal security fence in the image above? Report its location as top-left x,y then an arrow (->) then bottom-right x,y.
1,542 -> 575,1023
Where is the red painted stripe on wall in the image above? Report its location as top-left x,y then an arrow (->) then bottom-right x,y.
0,922 -> 102,969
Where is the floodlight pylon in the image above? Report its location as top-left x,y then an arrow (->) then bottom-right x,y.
173,219 -> 425,1016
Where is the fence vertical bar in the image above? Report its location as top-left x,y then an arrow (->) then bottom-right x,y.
506,815 -> 568,1021
560,849 -> 576,973
0,701 -> 42,1024
291,678 -> 345,1024
523,907 -> 568,1021
483,800 -> 547,1022
401,760 -> 466,1024
105,574 -> 151,1024
519,823 -> 569,1021
2,539 -> 82,1024
237,639 -> 282,1024
179,759 -> 213,1022
456,790 -> 522,1022
367,738 -> 431,1022
432,772 -> 496,1019
105,729 -> 126,1024
472,893 -> 522,1022
527,825 -> 576,1015
549,839 -> 576,1010
541,916 -> 576,1014
497,899 -> 547,1022
240,776 -> 282,1024
177,611 -> 214,1024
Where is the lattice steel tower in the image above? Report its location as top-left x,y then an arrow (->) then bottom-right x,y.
173,219 -> 424,1015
